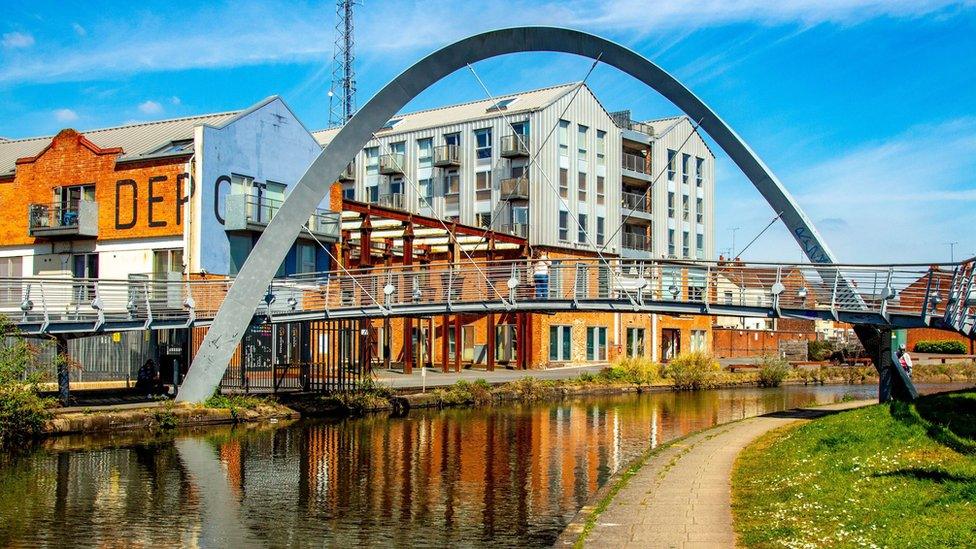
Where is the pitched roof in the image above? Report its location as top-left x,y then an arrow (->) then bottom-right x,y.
312,82 -> 582,146
0,98 -> 284,177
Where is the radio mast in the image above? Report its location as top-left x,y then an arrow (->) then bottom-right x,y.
328,0 -> 357,127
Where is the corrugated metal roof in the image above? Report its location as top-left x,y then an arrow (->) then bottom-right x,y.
312,82 -> 581,146
0,108 -> 244,177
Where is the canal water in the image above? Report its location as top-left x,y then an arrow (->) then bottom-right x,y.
0,383 -> 927,548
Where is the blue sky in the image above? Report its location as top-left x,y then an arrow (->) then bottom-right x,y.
2,0 -> 975,263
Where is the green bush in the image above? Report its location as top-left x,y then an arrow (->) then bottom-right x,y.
0,317 -> 55,449
599,356 -> 660,385
807,340 -> 834,361
205,392 -> 268,421
663,352 -> 720,390
335,378 -> 395,414
914,340 -> 968,355
435,379 -> 494,407
756,356 -> 791,388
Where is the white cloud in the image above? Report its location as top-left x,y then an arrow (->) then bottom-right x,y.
72,23 -> 87,37
138,100 -> 163,115
2,31 -> 34,49
53,108 -> 78,123
170,96 -> 181,106
0,0 -> 971,84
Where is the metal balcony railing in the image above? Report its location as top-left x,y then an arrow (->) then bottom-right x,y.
501,223 -> 529,238
500,176 -> 529,200
622,232 -> 652,251
500,134 -> 529,158
224,195 -> 339,241
621,191 -> 651,213
377,193 -> 405,210
622,152 -> 649,175
433,145 -> 460,167
338,161 -> 355,181
28,201 -> 98,238
379,153 -> 405,175
2,258 -> 973,336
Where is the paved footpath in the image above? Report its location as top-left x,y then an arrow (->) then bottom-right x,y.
567,400 -> 873,548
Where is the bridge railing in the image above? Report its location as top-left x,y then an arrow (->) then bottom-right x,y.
0,259 -> 964,331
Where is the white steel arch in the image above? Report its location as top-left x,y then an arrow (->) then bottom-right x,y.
177,26 -> 837,402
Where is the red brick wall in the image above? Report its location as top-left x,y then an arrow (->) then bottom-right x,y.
905,327 -> 975,354
712,328 -> 816,359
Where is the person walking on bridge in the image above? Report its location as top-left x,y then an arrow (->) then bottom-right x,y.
897,344 -> 913,377
534,252 -> 551,299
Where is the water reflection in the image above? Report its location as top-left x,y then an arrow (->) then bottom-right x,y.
1,384 -> 888,548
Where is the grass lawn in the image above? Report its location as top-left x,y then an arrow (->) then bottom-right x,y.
732,390 -> 976,548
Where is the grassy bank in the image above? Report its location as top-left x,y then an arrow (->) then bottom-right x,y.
732,390 -> 976,547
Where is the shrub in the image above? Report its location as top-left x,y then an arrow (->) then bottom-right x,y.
663,352 -> 720,390
0,317 -> 55,449
914,340 -> 967,355
807,340 -> 834,362
335,378 -> 395,414
435,379 -> 494,407
507,377 -> 558,401
756,356 -> 791,387
204,392 -> 268,421
599,356 -> 660,385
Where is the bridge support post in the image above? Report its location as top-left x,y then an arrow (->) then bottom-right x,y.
441,315 -> 450,373
453,315 -> 462,373
403,225 -> 414,375
854,325 -> 918,403
54,335 -> 70,405
487,313 -> 496,372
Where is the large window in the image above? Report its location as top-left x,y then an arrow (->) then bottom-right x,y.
586,326 -> 607,361
691,330 -> 707,352
71,253 -> 99,302
696,233 -> 705,259
419,178 -> 434,205
297,242 -> 316,274
558,120 -> 570,158
667,149 -> 676,181
444,169 -> 460,195
626,327 -> 645,357
559,168 -> 569,198
682,153 -> 690,184
558,210 -> 569,241
0,256 -> 23,302
596,176 -> 605,205
696,197 -> 704,223
476,171 -> 491,201
682,194 -> 690,221
475,128 -> 492,160
578,213 -> 588,244
596,216 -> 605,246
682,230 -> 690,258
596,130 -> 606,167
153,249 -> 183,276
696,157 -> 704,187
668,229 -> 676,257
365,147 -> 379,174
417,138 -> 433,168
668,191 -> 675,218
577,124 -> 588,161
549,325 -> 572,361
578,172 -> 587,202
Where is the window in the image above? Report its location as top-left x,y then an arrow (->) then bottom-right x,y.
390,141 -> 405,156
488,97 -> 518,112
297,242 -> 316,274
696,157 -> 704,187
558,210 -> 569,241
366,185 -> 379,203
696,233 -> 705,259
558,120 -> 570,157
153,249 -> 183,276
682,194 -> 690,221
682,230 -> 690,257
586,326 -> 607,361
365,147 -> 379,174
668,192 -> 675,218
578,172 -> 587,202
419,178 -> 434,205
682,153 -> 690,184
381,117 -> 403,130
626,327 -> 645,358
549,325 -> 572,361
559,168 -> 569,198
476,171 -> 491,201
389,177 -> 404,196
596,130 -> 606,167
444,132 -> 460,147
476,212 -> 492,229
596,176 -> 605,205
596,216 -> 605,246
724,291 -> 734,305
578,213 -> 588,243
577,125 -> 588,162
475,128 -> 492,160
510,121 -> 529,137
691,330 -> 707,352
342,184 -> 355,200
418,138 -> 433,168
668,229 -> 676,256
445,169 -> 460,195
696,198 -> 704,223
0,256 -> 23,302
72,253 -> 98,302
667,149 -> 676,181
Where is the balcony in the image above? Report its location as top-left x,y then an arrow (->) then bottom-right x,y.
621,191 -> 652,220
225,195 -> 340,242
501,223 -> 529,238
379,153 -> 405,175
433,145 -> 460,167
500,134 -> 529,158
338,161 -> 355,182
622,152 -> 650,176
28,201 -> 98,239
377,193 -> 405,210
500,176 -> 529,200
621,232 -> 652,251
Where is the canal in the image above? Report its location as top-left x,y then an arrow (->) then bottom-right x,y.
0,384 -> 938,547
